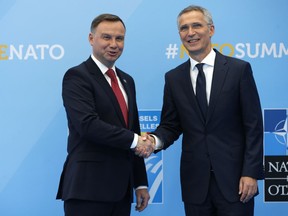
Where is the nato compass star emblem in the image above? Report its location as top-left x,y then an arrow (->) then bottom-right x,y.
273,117 -> 288,155
264,109 -> 288,156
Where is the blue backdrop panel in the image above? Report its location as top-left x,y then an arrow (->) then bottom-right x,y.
1,0 -> 288,215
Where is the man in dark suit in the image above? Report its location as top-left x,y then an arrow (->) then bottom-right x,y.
56,14 -> 153,216
145,5 -> 264,216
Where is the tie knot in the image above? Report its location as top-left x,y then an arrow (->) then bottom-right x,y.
195,63 -> 204,71
106,68 -> 116,81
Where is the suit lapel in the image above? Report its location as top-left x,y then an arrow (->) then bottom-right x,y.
115,68 -> 133,128
206,51 -> 228,124
85,57 -> 127,127
181,60 -> 205,123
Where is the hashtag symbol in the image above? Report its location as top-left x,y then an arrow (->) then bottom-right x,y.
165,44 -> 178,59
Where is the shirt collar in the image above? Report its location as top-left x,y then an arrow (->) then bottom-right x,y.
91,54 -> 116,75
189,49 -> 216,70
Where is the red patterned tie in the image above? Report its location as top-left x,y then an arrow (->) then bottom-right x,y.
106,69 -> 128,126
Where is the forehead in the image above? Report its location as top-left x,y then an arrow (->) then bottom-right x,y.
95,21 -> 125,35
178,11 -> 206,26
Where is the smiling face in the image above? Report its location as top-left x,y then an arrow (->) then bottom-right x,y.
89,20 -> 125,68
178,10 -> 214,62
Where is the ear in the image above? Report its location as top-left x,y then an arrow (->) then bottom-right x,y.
209,24 -> 215,37
88,33 -> 94,45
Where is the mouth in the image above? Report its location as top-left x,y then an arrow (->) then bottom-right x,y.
187,38 -> 200,43
108,51 -> 118,57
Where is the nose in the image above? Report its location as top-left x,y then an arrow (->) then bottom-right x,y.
187,26 -> 196,35
109,38 -> 117,48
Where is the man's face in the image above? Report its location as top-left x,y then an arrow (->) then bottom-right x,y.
89,21 -> 125,68
178,10 -> 214,61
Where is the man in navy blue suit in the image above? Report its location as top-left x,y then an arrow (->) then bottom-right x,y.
56,14 -> 153,216
145,5 -> 264,216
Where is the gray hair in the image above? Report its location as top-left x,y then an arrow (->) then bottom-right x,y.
177,5 -> 213,29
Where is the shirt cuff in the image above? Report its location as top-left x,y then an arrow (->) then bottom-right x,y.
135,186 -> 148,190
149,134 -> 163,150
130,133 -> 138,149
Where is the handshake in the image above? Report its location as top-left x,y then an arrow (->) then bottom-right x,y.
134,134 -> 156,158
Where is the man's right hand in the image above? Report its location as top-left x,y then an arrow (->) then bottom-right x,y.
134,134 -> 155,158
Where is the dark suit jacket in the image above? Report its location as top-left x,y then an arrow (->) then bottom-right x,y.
56,56 -> 148,202
153,49 -> 263,204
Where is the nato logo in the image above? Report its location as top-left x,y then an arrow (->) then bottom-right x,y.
264,109 -> 288,155
263,109 -> 288,202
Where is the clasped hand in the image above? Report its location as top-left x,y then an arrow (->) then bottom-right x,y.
134,134 -> 155,158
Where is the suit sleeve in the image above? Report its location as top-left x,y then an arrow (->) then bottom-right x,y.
240,63 -> 264,179
127,76 -> 149,187
153,73 -> 183,149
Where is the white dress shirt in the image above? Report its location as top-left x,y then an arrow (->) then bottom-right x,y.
153,49 -> 216,150
189,49 -> 216,104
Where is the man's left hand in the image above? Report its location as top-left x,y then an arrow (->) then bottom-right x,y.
239,176 -> 258,203
135,188 -> 150,212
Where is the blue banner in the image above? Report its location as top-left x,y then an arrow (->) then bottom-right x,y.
1,0 -> 288,215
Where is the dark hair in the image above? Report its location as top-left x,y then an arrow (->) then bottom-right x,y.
90,13 -> 126,32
